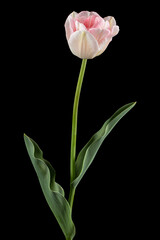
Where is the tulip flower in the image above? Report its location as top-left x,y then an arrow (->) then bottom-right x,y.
65,11 -> 119,59
24,10 -> 136,240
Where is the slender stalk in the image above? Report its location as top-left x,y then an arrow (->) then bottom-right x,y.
68,59 -> 87,210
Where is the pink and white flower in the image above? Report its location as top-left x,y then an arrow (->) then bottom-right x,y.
65,11 -> 119,59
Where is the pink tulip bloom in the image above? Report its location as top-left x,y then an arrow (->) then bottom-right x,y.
65,11 -> 119,59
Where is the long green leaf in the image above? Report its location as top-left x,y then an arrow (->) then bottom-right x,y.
24,134 -> 75,240
71,102 -> 136,189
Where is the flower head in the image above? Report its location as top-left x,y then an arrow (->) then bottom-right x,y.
65,11 -> 119,59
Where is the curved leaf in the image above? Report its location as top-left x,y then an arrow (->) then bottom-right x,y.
24,134 -> 75,240
71,102 -> 136,188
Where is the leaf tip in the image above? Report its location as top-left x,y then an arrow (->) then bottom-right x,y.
23,133 -> 31,143
23,133 -> 29,139
130,101 -> 137,108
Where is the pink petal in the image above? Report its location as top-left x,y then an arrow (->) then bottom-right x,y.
77,11 -> 99,18
76,11 -> 104,30
90,16 -> 105,29
68,30 -> 99,59
77,11 -> 90,18
89,28 -> 110,46
64,12 -> 77,40
90,11 -> 101,17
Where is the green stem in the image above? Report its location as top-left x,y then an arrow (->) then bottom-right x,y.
68,59 -> 87,211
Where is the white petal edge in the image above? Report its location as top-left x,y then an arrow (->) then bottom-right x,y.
75,21 -> 87,31
104,16 -> 117,27
112,25 -> 120,36
68,31 -> 99,59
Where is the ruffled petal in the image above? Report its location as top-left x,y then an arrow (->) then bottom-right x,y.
77,11 -> 90,18
112,25 -> 119,36
90,11 -> 101,17
104,16 -> 117,27
64,12 -> 78,40
103,16 -> 119,37
68,30 -> 99,59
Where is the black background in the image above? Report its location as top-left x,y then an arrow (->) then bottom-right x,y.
2,0 -> 156,239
